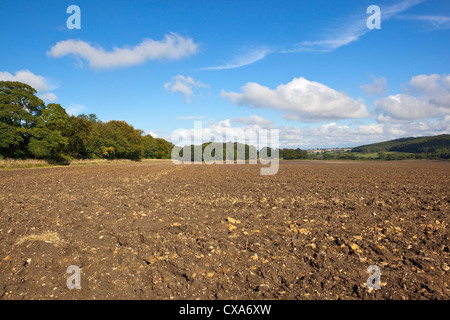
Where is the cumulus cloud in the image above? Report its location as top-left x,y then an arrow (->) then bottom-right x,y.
0,70 -> 58,101
0,70 -> 50,92
169,118 -> 274,147
202,46 -> 271,70
48,33 -> 199,70
168,115 -> 450,149
167,111 -> 450,149
360,75 -> 388,96
375,94 -> 437,120
375,74 -> 450,121
221,77 -> 369,121
280,117 -> 450,148
164,75 -> 209,103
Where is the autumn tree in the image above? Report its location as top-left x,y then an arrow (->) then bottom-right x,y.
92,121 -> 145,160
0,81 -> 174,161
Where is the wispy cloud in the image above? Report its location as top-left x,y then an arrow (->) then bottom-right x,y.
48,33 -> 199,70
202,46 -> 271,70
284,0 -> 425,53
396,14 -> 450,30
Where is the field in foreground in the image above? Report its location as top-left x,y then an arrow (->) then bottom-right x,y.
0,160 -> 449,300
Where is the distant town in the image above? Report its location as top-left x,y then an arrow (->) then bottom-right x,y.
306,148 -> 353,154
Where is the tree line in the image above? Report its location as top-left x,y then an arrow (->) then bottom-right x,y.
0,81 -> 173,162
174,143 -> 309,161
1,81 -> 311,163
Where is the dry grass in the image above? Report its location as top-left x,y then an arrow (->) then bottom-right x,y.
0,158 -> 170,170
14,232 -> 62,246
0,159 -> 51,169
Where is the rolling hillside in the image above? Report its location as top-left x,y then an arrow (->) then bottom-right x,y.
351,134 -> 450,154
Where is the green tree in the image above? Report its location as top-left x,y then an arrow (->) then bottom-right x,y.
1,81 -> 175,161
280,148 -> 307,160
65,115 -> 97,158
377,150 -> 386,160
28,125 -> 68,159
143,134 -> 157,158
0,122 -> 26,157
0,81 -> 46,157
94,121 -> 145,160
41,104 -> 69,132
153,138 -> 174,159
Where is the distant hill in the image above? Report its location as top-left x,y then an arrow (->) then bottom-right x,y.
351,134 -> 450,154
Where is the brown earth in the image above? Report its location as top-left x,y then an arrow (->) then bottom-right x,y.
0,160 -> 449,300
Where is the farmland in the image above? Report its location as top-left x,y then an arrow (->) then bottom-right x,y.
0,160 -> 449,299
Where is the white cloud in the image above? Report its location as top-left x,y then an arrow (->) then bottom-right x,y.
0,70 -> 58,101
375,74 -> 450,120
409,74 -> 450,99
284,0 -> 425,53
168,112 -> 450,149
48,33 -> 199,70
39,93 -> 58,102
307,122 -> 384,139
202,46 -> 271,70
169,118 -> 269,147
168,115 -> 450,149
360,75 -> 388,96
146,130 -> 159,138
164,75 -> 209,103
66,104 -> 86,116
280,117 -> 450,148
375,94 -> 437,120
221,77 -> 369,121
232,115 -> 275,128
0,70 -> 50,92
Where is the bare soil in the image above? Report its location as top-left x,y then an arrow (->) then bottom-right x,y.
0,160 -> 449,300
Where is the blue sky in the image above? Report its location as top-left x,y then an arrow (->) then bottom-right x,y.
1,0 -> 449,148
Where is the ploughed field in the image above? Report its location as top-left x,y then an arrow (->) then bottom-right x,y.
0,160 -> 449,300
